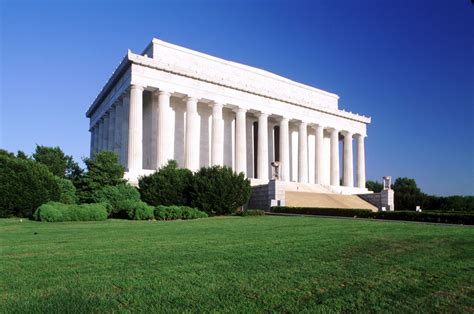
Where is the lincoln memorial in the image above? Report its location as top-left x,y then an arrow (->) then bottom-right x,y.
86,38 -> 371,197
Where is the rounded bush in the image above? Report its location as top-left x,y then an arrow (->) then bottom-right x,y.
138,160 -> 193,206
191,166 -> 251,215
0,154 -> 60,217
33,202 -> 108,222
119,200 -> 154,220
154,205 -> 207,220
91,184 -> 141,215
54,176 -> 77,204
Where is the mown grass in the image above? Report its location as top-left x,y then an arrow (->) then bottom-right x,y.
1,216 -> 473,312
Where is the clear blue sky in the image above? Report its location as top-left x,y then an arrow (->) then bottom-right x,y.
1,0 -> 473,196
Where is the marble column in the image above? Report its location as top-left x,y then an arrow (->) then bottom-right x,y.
120,95 -> 130,167
89,127 -> 94,157
108,106 -> 115,151
151,91 -> 159,169
185,97 -> 200,171
343,131 -> 353,187
257,112 -> 269,180
103,112 -> 110,152
279,118 -> 290,181
98,119 -> 104,152
157,90 -> 171,169
235,108 -> 247,175
127,84 -> 144,172
356,134 -> 366,188
298,121 -> 308,183
94,124 -> 100,154
330,128 -> 340,186
114,101 -> 122,155
211,102 -> 224,166
314,124 -> 324,184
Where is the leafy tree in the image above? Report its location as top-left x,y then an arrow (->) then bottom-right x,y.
75,151 -> 125,203
191,165 -> 251,215
366,180 -> 383,193
16,151 -> 29,160
33,145 -> 69,177
138,160 -> 193,206
0,153 -> 60,217
392,177 -> 421,195
54,176 -> 78,204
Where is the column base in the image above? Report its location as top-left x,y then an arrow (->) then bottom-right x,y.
124,169 -> 156,186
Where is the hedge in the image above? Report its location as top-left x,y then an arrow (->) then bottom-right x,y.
119,200 -> 154,220
154,205 -> 208,221
272,207 -> 372,217
0,154 -> 60,217
33,202 -> 108,222
91,184 -> 141,215
271,207 -> 474,225
239,209 -> 265,216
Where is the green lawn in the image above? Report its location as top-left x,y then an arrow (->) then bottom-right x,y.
1,216 -> 473,313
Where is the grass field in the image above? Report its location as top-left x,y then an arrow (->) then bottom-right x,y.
1,216 -> 473,312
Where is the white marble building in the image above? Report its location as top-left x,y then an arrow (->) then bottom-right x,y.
86,38 -> 370,194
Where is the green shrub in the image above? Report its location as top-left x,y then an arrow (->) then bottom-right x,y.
191,166 -> 251,216
75,151 -> 125,203
119,200 -> 154,220
271,207 -> 474,225
91,184 -> 141,215
54,176 -> 77,204
33,202 -> 107,222
138,160 -> 193,206
0,153 -> 60,217
272,207 -> 372,217
240,209 -> 265,216
181,206 -> 209,219
154,205 -> 207,220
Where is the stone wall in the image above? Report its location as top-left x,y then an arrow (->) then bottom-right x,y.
358,189 -> 395,211
247,180 -> 285,211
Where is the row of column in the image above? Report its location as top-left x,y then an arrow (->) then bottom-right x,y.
90,84 -> 366,188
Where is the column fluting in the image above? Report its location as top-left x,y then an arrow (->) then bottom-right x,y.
185,97 -> 200,171
315,124 -> 324,184
108,106 -> 115,151
114,101 -> 122,156
157,90 -> 171,169
120,95 -> 130,167
330,128 -> 340,186
127,84 -> 144,172
102,112 -> 110,152
356,134 -> 366,188
257,112 -> 269,180
298,121 -> 308,183
343,131 -> 353,187
211,102 -> 224,166
235,108 -> 247,175
279,118 -> 290,181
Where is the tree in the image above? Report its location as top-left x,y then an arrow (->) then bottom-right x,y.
392,177 -> 421,195
32,145 -> 81,179
0,153 -> 60,217
191,165 -> 251,215
138,160 -> 193,206
75,151 -> 125,203
366,180 -> 383,193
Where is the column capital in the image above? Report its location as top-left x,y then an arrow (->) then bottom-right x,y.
233,107 -> 247,114
131,84 -> 145,91
210,101 -> 224,109
155,89 -> 171,97
354,133 -> 367,139
255,111 -> 270,118
184,96 -> 199,103
277,116 -> 290,123
341,130 -> 353,137
310,123 -> 325,129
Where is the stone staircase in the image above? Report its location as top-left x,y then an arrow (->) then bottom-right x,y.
285,191 -> 378,212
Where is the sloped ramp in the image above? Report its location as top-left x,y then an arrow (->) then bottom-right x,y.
285,191 -> 378,212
